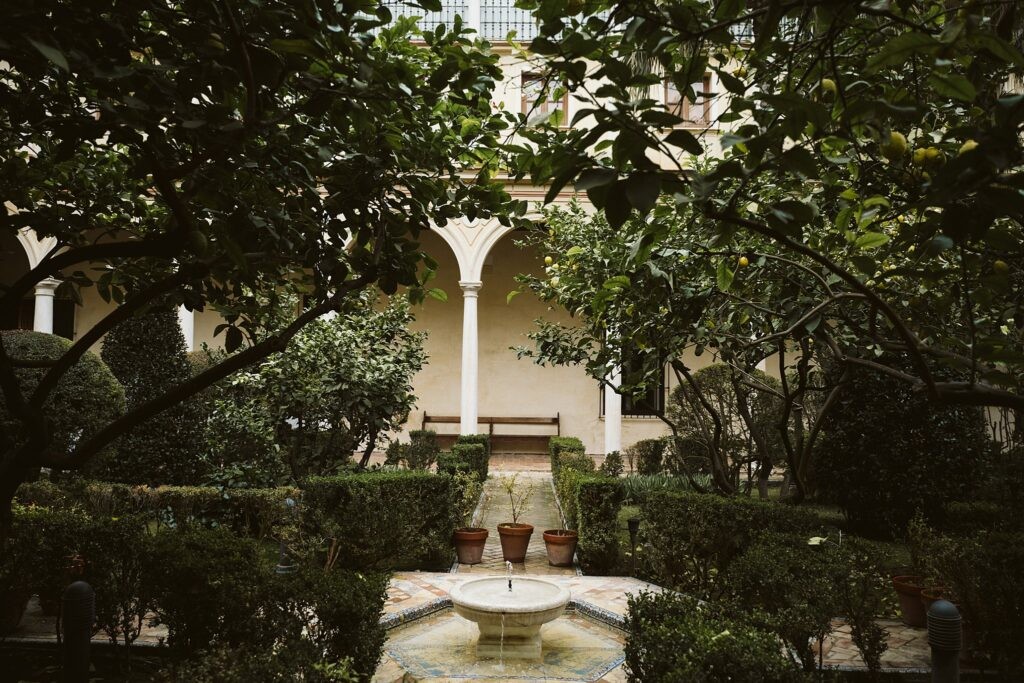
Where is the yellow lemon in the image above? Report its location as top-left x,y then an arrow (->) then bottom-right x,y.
544,256 -> 553,266
820,78 -> 837,95
738,256 -> 750,268
881,132 -> 908,161
994,260 -> 1009,274
958,139 -> 979,156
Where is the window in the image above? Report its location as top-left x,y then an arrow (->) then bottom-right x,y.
600,360 -> 667,418
521,72 -> 568,123
665,75 -> 712,126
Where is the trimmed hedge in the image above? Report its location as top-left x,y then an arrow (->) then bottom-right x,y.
576,478 -> 623,575
451,442 -> 488,482
454,433 -> 490,456
624,591 -> 806,682
626,438 -> 665,475
548,435 -> 585,473
302,470 -> 456,570
640,491 -> 829,594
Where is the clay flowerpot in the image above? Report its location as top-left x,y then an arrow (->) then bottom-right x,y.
0,591 -> 29,636
543,529 -> 578,567
497,523 -> 534,563
892,575 -> 927,627
453,527 -> 489,565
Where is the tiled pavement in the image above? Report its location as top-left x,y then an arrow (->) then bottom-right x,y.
457,472 -> 577,576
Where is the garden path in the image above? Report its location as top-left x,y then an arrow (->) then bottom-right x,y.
455,471 -> 577,576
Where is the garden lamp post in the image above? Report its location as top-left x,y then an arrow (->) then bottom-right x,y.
627,517 -> 640,575
275,497 -> 297,575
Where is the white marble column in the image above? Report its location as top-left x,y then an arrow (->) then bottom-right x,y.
466,0 -> 481,32
178,305 -> 195,352
32,278 -> 61,334
604,367 -> 623,454
459,280 -> 482,435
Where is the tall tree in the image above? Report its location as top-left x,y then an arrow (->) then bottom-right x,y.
510,0 -> 1024,411
0,0 -> 514,534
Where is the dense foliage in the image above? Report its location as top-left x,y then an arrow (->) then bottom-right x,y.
625,591 -> 806,682
816,362 -> 993,536
95,307 -> 205,485
0,0 -> 515,529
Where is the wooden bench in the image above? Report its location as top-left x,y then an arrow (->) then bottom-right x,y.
421,413 -> 560,453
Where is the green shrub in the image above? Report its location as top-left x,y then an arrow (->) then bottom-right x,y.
640,491 -> 827,595
576,478 -> 623,575
0,330 -> 124,469
621,473 -> 708,505
436,451 -> 467,477
599,450 -> 624,477
553,451 -> 595,528
454,433 -> 490,456
270,566 -> 389,680
664,435 -> 710,476
624,591 -> 806,682
301,471 -> 456,570
388,430 -> 440,470
146,527 -> 271,657
625,438 -> 664,475
95,306 -> 206,485
451,442 -> 488,482
549,435 -> 585,473
816,362 -> 993,537
451,470 -> 483,527
11,503 -> 93,608
84,514 -> 152,648
171,646 -> 358,683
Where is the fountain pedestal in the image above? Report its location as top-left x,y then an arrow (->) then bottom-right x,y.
450,577 -> 571,660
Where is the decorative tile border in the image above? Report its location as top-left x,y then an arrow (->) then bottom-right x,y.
380,596 -> 452,630
567,598 -> 627,632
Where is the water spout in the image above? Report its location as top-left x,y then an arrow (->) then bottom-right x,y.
506,561 -> 513,591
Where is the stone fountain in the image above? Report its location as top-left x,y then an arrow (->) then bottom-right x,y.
449,566 -> 570,660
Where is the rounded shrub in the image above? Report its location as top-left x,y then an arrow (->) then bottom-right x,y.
0,330 -> 124,467
95,306 -> 205,485
815,362 -> 993,537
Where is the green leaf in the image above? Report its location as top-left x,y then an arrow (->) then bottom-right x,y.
855,232 -> 890,250
664,129 -> 704,155
27,38 -> 69,71
506,289 -> 521,304
602,275 -> 631,290
866,32 -> 937,72
716,260 -> 735,292
928,73 -> 976,102
624,173 -> 661,214
427,287 -> 447,302
575,168 -> 617,191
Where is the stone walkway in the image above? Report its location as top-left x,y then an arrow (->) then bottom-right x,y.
456,472 -> 577,576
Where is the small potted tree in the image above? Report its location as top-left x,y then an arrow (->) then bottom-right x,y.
452,471 -> 488,565
496,474 -> 534,563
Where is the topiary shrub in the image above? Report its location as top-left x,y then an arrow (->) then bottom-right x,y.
553,451 -> 595,528
815,362 -> 993,537
94,306 -> 205,485
548,436 -> 585,473
599,450 -> 624,477
625,438 -> 665,475
451,442 -> 488,482
0,330 -> 124,469
576,477 -> 623,575
624,591 -> 806,682
454,433 -> 490,456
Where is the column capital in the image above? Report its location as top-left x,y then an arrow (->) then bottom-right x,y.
459,280 -> 483,297
34,277 -> 61,295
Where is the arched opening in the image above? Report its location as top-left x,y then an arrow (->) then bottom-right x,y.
0,231 -> 75,338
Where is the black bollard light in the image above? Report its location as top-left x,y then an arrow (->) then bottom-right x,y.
275,496 -> 297,575
928,599 -> 961,683
627,517 -> 640,574
61,580 -> 94,683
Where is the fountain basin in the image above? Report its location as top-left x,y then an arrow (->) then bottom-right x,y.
449,576 -> 571,660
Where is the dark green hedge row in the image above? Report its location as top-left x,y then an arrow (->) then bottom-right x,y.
302,470 -> 456,571
640,491 -> 829,594
549,437 -> 623,575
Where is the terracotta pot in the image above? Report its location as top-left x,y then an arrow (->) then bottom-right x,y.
543,529 -> 578,567
0,591 -> 29,636
453,527 -> 488,565
892,575 -> 927,627
497,523 -> 534,563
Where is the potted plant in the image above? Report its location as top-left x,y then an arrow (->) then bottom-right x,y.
891,573 -> 927,627
542,527 -> 578,567
496,474 -> 534,563
452,471 -> 488,564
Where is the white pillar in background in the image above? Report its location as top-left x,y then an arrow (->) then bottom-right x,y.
32,278 -> 61,334
466,0 -> 481,32
459,280 -> 482,435
178,305 -> 194,352
604,366 -> 623,454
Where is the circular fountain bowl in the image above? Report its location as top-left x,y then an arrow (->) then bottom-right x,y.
450,577 -> 571,660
